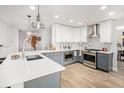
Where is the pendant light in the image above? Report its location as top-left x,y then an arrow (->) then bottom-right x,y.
31,5 -> 45,30
27,15 -> 32,35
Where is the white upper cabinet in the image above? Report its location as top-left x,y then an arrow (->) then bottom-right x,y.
74,28 -> 81,42
100,20 -> 114,42
80,26 -> 88,42
74,26 -> 88,42
52,24 -> 75,43
52,24 -> 88,43
55,26 -> 62,42
52,24 -> 62,43
61,26 -> 74,42
61,28 -> 69,42
67,27 -> 74,42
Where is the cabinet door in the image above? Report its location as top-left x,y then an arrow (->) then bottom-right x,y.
54,53 -> 62,65
73,50 -> 81,62
43,53 -> 54,60
74,28 -> 81,42
61,26 -> 74,42
43,52 -> 63,65
97,53 -> 108,71
68,27 -> 74,42
80,26 -> 87,42
61,28 -> 69,42
52,24 -> 62,43
100,21 -> 112,42
55,26 -> 62,42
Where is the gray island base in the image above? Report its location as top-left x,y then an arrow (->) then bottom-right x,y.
24,72 -> 61,88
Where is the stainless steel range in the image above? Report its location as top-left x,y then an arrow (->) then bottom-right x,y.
83,49 -> 101,69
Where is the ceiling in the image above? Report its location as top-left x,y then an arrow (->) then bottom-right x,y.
0,5 -> 124,29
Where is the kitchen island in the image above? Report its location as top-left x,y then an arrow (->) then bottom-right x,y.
0,51 -> 65,88
0,49 -> 114,88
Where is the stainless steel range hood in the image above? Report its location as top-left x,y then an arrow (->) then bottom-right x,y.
89,24 -> 100,38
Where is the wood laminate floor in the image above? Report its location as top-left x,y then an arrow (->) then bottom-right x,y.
61,62 -> 124,88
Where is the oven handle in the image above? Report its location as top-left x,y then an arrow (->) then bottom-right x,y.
83,52 -> 96,56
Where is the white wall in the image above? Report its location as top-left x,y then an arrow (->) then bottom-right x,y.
40,27 -> 51,50
111,21 -> 117,71
0,22 -> 18,58
116,18 -> 124,45
117,30 -> 124,44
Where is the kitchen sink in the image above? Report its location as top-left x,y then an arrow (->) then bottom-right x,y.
26,55 -> 44,61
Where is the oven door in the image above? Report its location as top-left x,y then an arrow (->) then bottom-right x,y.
64,52 -> 74,62
83,53 -> 96,68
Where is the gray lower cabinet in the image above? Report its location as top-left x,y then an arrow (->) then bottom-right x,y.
73,50 -> 79,61
24,72 -> 61,88
96,52 -> 113,72
43,50 -> 78,66
42,52 -> 64,65
74,50 -> 83,63
78,53 -> 84,63
54,52 -> 64,65
43,53 -> 54,60
79,55 -> 84,63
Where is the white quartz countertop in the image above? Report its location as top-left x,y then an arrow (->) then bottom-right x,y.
38,49 -> 78,53
0,51 -> 65,88
96,51 -> 113,54
0,49 -> 113,88
82,50 -> 113,54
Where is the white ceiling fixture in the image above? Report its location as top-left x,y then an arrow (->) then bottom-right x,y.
70,20 -> 73,23
54,15 -> 59,19
100,5 -> 107,10
109,12 -> 115,16
29,6 -> 35,10
78,22 -> 82,25
116,26 -> 124,30
31,5 -> 45,30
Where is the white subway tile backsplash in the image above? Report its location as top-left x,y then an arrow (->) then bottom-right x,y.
54,38 -> 112,51
82,38 -> 112,50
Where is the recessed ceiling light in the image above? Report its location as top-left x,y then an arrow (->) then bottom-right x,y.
70,20 -> 73,23
100,6 -> 107,10
54,15 -> 59,19
29,6 -> 35,10
109,12 -> 115,16
78,22 -> 82,25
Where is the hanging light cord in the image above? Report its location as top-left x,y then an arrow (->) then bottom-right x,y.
37,5 -> 40,21
27,15 -> 31,31
38,5 -> 39,15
